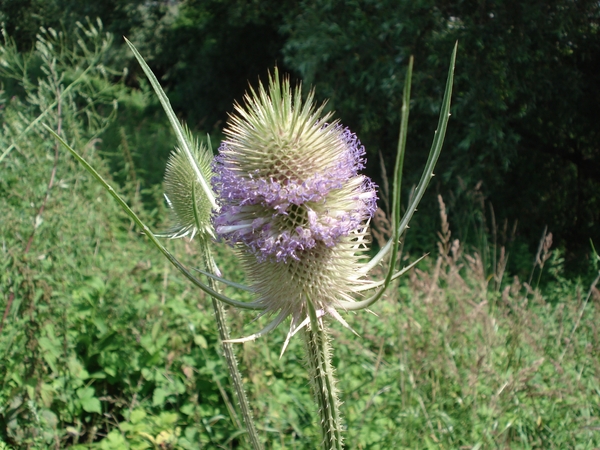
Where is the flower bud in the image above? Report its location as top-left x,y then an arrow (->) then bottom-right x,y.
163,130 -> 215,240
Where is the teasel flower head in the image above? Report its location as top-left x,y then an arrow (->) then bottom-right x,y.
163,126 -> 215,241
212,69 -> 377,346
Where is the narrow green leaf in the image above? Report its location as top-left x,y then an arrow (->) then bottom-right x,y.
355,42 -> 457,310
124,38 -> 217,210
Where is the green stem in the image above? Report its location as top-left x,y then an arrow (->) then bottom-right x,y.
304,301 -> 343,450
200,240 -> 264,450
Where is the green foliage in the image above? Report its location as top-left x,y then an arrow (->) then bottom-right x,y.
144,0 -> 289,132
0,22 -> 238,448
0,0 -> 165,52
4,0 -> 598,266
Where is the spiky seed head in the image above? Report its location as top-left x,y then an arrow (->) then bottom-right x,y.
212,69 -> 377,340
163,130 -> 215,240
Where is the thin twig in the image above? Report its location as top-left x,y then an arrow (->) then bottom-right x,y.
0,292 -> 15,335
0,67 -> 63,333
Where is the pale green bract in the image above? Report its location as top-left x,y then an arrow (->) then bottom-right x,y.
161,125 -> 215,241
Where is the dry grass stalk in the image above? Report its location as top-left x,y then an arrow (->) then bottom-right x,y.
368,198 -> 600,445
529,226 -> 553,285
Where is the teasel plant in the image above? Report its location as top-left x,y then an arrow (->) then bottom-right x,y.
45,39 -> 456,449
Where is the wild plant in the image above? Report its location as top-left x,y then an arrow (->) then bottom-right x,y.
394,197 -> 600,448
45,35 -> 456,448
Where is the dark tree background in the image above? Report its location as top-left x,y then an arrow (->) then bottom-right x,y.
2,0 -> 598,272
280,0 -> 600,272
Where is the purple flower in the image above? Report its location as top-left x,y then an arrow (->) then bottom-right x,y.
211,69 -> 377,345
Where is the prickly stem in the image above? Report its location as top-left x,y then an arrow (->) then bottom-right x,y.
201,240 -> 264,450
304,300 -> 344,450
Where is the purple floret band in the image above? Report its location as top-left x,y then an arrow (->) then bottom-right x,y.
212,126 -> 377,262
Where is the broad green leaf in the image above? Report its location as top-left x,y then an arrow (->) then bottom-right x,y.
80,396 -> 102,414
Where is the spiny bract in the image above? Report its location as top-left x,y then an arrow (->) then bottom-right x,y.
163,127 -> 215,241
